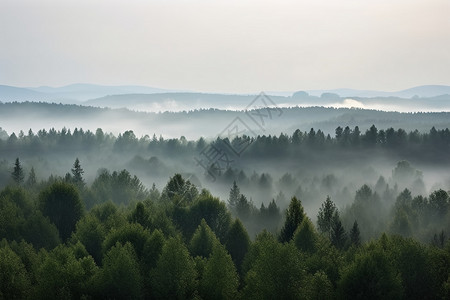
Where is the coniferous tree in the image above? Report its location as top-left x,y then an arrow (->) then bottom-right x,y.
350,220 -> 361,247
11,158 -> 24,184
317,196 -> 337,238
331,211 -> 347,249
228,181 -> 240,213
225,219 -> 250,273
26,167 -> 37,187
71,158 -> 85,188
279,196 -> 305,243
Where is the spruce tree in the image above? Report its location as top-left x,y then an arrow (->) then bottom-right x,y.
279,196 -> 305,243
11,158 -> 24,184
331,211 -> 347,249
71,158 -> 85,188
317,196 -> 336,238
228,181 -> 240,212
350,220 -> 361,247
26,167 -> 37,187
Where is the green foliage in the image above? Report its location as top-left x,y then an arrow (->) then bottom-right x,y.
317,196 -> 337,237
175,193 -> 232,243
225,219 -> 250,273
162,173 -> 198,206
228,180 -> 240,213
96,242 -> 142,299
74,214 -> 106,263
189,219 -> 220,258
150,237 -> 198,299
294,217 -> 318,254
39,182 -> 84,241
243,233 -> 306,299
36,244 -> 98,299
21,211 -> 61,250
129,202 -> 152,229
11,158 -> 24,185
71,158 -> 85,188
331,211 -> 347,249
338,246 -> 403,299
142,229 -> 165,270
349,220 -> 361,247
90,169 -> 148,206
102,223 -> 151,261
0,244 -> 31,299
279,196 -> 305,243
199,244 -> 239,300
304,271 -> 333,300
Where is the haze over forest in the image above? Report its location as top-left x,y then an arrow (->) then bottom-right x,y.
1,0 -> 450,299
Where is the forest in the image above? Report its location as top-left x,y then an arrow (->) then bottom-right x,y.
0,123 -> 450,299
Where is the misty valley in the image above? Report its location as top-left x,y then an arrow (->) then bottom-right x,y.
1,105 -> 450,299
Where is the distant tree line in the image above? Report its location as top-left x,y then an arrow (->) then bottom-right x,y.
1,125 -> 450,162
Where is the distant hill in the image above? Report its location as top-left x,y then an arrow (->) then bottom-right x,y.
2,83 -> 450,112
0,85 -> 54,102
28,83 -> 182,101
0,83 -> 183,103
304,85 -> 450,98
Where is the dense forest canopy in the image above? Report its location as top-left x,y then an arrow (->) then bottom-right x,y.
0,120 -> 450,298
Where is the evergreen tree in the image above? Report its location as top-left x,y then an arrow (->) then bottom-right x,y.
228,181 -> 240,212
331,211 -> 347,249
317,196 -> 336,237
38,182 -> 84,241
189,219 -> 220,258
11,158 -> 24,184
279,196 -> 305,243
199,244 -> 239,300
293,217 -> 318,253
71,158 -> 85,188
150,238 -> 198,299
350,220 -> 361,246
26,166 -> 37,187
225,219 -> 250,273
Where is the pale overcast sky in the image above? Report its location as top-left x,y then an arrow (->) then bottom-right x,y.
1,0 -> 449,93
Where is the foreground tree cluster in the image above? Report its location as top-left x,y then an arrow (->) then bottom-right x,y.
1,168 -> 450,299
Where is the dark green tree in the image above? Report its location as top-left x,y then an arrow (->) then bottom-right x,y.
26,166 -> 37,187
39,182 -> 84,240
349,220 -> 361,247
225,218 -> 251,273
189,219 -> 220,258
0,245 -> 31,299
97,242 -> 142,299
228,180 -> 240,213
317,196 -> 337,237
331,211 -> 347,249
11,158 -> 24,184
71,158 -> 85,188
279,196 -> 305,243
199,243 -> 239,300
294,217 -> 318,253
243,233 -> 306,299
150,237 -> 198,299
338,247 -> 403,299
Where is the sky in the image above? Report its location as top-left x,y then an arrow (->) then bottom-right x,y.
1,0 -> 449,93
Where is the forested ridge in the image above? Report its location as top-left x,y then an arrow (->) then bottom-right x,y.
1,124 -> 450,299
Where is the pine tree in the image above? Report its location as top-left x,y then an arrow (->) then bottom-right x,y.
279,196 -> 305,243
228,181 -> 240,212
317,196 -> 336,238
71,158 -> 85,188
11,158 -> 24,184
350,220 -> 361,247
26,167 -> 37,187
331,211 -> 347,249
